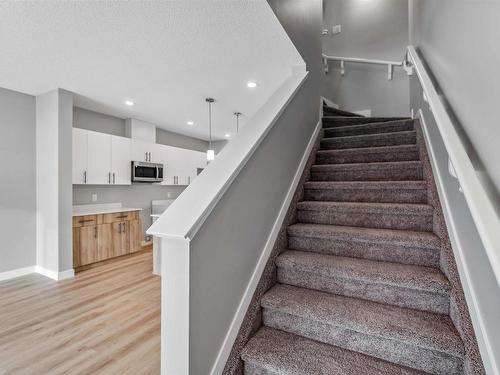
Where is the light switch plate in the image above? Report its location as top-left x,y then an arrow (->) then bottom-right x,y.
92,193 -> 97,202
332,25 -> 342,35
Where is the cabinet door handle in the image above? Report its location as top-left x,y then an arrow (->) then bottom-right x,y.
94,226 -> 97,239
145,152 -> 148,161
108,172 -> 111,184
84,171 -> 87,184
116,215 -> 128,219
113,173 -> 115,184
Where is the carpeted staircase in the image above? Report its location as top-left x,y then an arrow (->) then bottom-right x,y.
240,106 -> 465,374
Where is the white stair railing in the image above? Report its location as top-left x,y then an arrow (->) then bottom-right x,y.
322,53 -> 413,80
407,45 -> 500,375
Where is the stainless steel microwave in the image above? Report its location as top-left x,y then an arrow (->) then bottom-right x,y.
131,161 -> 164,183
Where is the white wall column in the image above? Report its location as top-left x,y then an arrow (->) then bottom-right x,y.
36,89 -> 74,279
160,236 -> 190,375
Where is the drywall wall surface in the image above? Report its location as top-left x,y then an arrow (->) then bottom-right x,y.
187,1 -> 322,373
74,107 -> 126,137
0,87 -> 36,273
322,0 -> 409,116
156,127 -> 208,152
36,90 -> 60,273
409,0 -> 500,192
410,75 -> 490,375
36,89 -> 73,274
58,90 -> 74,272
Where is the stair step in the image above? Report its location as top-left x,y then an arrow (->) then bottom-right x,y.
297,201 -> 434,231
311,161 -> 423,182
261,285 -> 464,374
323,116 -> 410,128
323,106 -> 362,117
277,250 -> 449,314
242,327 -> 426,375
321,131 -> 416,150
303,181 -> 428,203
287,223 -> 441,267
324,120 -> 415,138
316,145 -> 420,164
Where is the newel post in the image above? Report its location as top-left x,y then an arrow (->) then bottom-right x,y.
160,236 -> 190,375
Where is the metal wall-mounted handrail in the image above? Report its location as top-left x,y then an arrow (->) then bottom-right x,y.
322,53 -> 412,80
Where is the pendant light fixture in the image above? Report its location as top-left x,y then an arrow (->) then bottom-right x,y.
206,98 -> 215,162
234,112 -> 242,134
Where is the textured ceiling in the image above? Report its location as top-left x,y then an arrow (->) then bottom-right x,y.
0,1 -> 303,140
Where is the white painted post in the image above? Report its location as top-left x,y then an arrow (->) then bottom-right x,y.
161,237 -> 190,375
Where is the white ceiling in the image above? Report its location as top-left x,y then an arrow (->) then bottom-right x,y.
0,1 -> 303,141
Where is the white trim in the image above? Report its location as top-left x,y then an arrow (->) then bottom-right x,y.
35,266 -> 75,281
0,266 -> 36,281
323,53 -> 402,67
57,269 -> 75,280
408,46 -> 500,287
209,119 -> 322,375
147,72 -> 308,241
160,237 -> 190,375
417,110 -> 499,375
321,96 -> 339,109
354,109 -> 372,117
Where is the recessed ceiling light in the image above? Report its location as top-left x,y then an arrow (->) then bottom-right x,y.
187,121 -> 194,126
246,81 -> 257,88
224,133 -> 231,138
125,100 -> 134,106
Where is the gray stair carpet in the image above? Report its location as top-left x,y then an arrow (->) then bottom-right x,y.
241,114 -> 466,374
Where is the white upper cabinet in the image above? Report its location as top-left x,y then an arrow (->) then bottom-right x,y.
159,145 -> 206,185
87,131 -> 112,185
73,127 -> 204,186
111,136 -> 131,185
131,139 -> 158,163
72,128 -> 88,184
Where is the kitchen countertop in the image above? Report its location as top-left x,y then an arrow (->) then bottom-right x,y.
73,203 -> 142,217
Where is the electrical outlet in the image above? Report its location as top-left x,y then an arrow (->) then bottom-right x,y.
92,193 -> 97,202
167,191 -> 171,198
332,25 -> 342,35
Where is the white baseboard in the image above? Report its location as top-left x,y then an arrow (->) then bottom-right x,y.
57,269 -> 75,280
354,109 -> 372,117
35,266 -> 75,280
209,119 -> 322,375
417,109 -> 499,375
321,96 -> 339,109
1,265 -> 75,282
0,266 -> 36,281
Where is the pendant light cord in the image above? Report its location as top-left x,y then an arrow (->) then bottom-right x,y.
208,101 -> 212,149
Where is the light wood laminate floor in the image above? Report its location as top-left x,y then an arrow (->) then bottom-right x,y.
0,251 -> 160,375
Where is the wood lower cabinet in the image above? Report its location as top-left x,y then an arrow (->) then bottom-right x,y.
73,211 -> 142,268
73,225 -> 98,267
112,221 -> 130,257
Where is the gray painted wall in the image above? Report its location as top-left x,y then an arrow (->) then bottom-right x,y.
72,107 -> 209,238
156,127 -> 208,152
0,88 -> 37,273
322,0 -> 410,116
188,0 -> 322,373
74,107 -> 126,137
409,0 -> 500,192
410,75 -> 492,375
